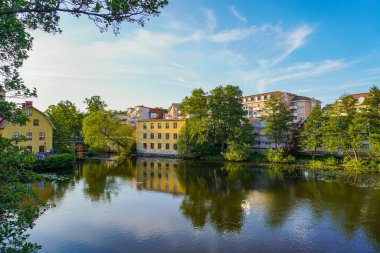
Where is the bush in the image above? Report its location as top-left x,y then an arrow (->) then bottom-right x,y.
325,156 -> 339,165
266,148 -> 296,164
32,153 -> 75,171
223,141 -> 250,162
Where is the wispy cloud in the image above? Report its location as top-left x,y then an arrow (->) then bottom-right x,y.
203,8 -> 216,32
209,27 -> 257,43
230,5 -> 247,22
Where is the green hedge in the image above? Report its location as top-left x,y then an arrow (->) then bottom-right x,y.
32,153 -> 75,171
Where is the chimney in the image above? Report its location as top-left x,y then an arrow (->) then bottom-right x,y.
22,101 -> 33,109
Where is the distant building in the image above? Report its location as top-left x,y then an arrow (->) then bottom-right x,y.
243,91 -> 320,150
167,103 -> 181,119
242,91 -> 320,122
113,106 -> 165,126
0,101 -> 55,153
136,119 -> 186,155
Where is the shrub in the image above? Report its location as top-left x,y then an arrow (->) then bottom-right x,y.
266,148 -> 296,164
32,153 -> 75,171
325,156 -> 339,165
223,141 -> 250,162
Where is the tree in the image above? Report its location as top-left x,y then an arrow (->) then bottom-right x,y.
82,110 -> 134,154
361,86 -> 380,159
262,96 -> 292,149
0,0 -> 168,121
0,138 -> 47,253
178,85 -> 253,159
322,94 -> 365,161
209,85 -> 250,152
45,100 -> 83,152
84,96 -> 107,113
180,88 -> 209,119
301,104 -> 324,154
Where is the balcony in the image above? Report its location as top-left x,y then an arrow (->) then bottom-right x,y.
291,113 -> 297,116
289,106 -> 297,109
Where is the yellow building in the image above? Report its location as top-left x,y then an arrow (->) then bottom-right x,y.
0,101 -> 55,153
136,119 -> 186,155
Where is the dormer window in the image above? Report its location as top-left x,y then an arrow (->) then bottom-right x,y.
27,109 -> 33,116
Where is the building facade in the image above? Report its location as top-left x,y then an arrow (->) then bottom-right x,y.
0,101 -> 55,153
136,119 -> 186,155
113,106 -> 166,126
242,91 -> 320,122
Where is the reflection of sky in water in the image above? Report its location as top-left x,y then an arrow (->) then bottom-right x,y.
28,160 -> 380,253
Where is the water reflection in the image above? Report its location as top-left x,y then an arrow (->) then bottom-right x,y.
32,158 -> 380,252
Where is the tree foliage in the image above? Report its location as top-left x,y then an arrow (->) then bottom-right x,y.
178,85 -> 253,160
262,96 -> 292,149
84,95 -> 108,113
45,100 -> 83,152
82,110 -> 134,154
0,138 -> 47,253
301,104 -> 324,154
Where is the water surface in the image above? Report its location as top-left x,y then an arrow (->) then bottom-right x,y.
30,158 -> 380,253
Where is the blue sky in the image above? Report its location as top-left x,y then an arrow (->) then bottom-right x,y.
20,0 -> 380,110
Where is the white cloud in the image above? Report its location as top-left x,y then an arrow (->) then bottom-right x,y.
203,8 -> 216,32
230,5 -> 247,22
209,27 -> 257,43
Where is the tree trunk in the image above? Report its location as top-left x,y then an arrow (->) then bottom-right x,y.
353,147 -> 358,162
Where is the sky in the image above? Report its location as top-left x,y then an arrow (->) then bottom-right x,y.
19,0 -> 380,111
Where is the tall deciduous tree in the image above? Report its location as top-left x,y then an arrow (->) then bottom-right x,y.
82,110 -> 134,154
45,100 -> 83,152
262,96 -> 292,149
361,85 -> 380,159
84,96 -> 108,113
322,94 -> 365,161
301,104 -> 324,154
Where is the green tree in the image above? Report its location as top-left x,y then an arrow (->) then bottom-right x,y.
82,110 -> 134,154
301,104 -> 324,154
45,100 -> 83,152
323,94 -> 365,161
262,96 -> 292,149
84,96 -> 108,113
178,85 -> 253,159
180,88 -> 209,119
361,85 -> 380,159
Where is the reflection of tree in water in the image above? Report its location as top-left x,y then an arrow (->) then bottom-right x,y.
176,161 -> 254,233
263,167 -> 380,251
82,158 -> 135,201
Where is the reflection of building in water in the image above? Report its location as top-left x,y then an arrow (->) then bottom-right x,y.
136,159 -> 184,195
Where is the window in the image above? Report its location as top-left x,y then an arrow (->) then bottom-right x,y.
361,143 -> 370,150
26,132 -> 32,140
33,119 -> 39,126
143,162 -> 147,168
297,109 -> 305,114
173,133 -> 178,139
39,132 -> 45,140
39,146 -> 45,153
13,132 -> 19,138
158,133 -> 162,139
158,123 -> 162,129
27,109 -> 32,116
150,143 -> 154,149
173,122 -> 178,129
158,143 -> 162,149
150,123 -> 154,129
150,133 -> 154,139
173,144 -> 178,150
143,123 -> 147,129
26,146 -> 32,152
165,143 -> 170,150
143,143 -> 147,149
165,133 -> 170,139
165,122 -> 170,129
143,133 -> 147,139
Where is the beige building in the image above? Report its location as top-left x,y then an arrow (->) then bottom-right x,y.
242,91 -> 320,122
136,119 -> 186,155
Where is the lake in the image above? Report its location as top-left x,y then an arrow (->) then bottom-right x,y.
29,158 -> 380,253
